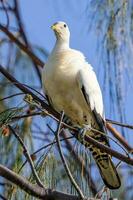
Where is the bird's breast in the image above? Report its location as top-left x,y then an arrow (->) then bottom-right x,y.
42,51 -> 92,125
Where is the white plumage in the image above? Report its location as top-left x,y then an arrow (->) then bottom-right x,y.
42,21 -> 121,189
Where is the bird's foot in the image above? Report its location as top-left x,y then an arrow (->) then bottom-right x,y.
83,124 -> 91,131
78,124 -> 91,146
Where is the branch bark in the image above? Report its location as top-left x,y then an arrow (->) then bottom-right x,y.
0,24 -> 44,67
62,130 -> 97,196
13,0 -> 42,82
106,118 -> 133,129
56,112 -> 84,199
9,125 -> 44,188
0,164 -> 81,200
74,132 -> 133,165
106,122 -> 133,152
0,64 -> 55,116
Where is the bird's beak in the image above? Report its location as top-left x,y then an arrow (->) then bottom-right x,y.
51,24 -> 56,30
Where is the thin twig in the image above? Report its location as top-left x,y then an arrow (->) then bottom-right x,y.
8,125 -> 44,188
0,65 -> 54,115
34,136 -> 74,156
0,24 -> 44,67
11,112 -> 42,121
90,126 -> 129,156
95,186 -> 110,200
13,0 -> 42,83
18,136 -> 73,173
106,118 -> 133,129
22,83 -> 46,99
77,132 -> 133,165
56,111 -> 85,199
14,0 -> 28,45
0,81 -> 45,99
0,92 -> 24,101
62,130 -> 97,196
0,6 -> 14,12
1,0 -> 9,28
106,122 -> 133,153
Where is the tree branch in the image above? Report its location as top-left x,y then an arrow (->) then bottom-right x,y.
74,131 -> 133,165
0,164 -> 82,200
9,125 -> 44,188
56,111 -> 84,199
106,122 -> 133,153
0,92 -> 24,101
18,136 -> 74,173
106,118 -> 133,130
62,130 -> 97,196
0,64 -> 133,166
13,0 -> 42,82
0,24 -> 44,67
0,64 -> 55,116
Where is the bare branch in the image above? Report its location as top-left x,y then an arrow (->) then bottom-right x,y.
75,132 -> 133,165
0,0 -> 9,27
0,164 -> 82,200
9,125 -> 44,188
62,130 -> 97,196
106,118 -> 133,130
0,24 -> 44,67
13,0 -> 42,82
56,111 -> 85,199
0,92 -> 24,101
18,136 -> 74,173
14,0 -> 28,45
89,125 -> 129,156
106,122 -> 133,153
11,112 -> 42,121
0,64 -> 54,115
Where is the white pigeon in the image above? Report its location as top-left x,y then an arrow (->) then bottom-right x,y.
42,21 -> 121,189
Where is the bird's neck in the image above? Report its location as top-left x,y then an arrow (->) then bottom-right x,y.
53,39 -> 70,52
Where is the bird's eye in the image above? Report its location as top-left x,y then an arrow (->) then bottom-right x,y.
64,24 -> 67,28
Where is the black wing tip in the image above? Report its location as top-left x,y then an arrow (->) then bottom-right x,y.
93,108 -> 106,132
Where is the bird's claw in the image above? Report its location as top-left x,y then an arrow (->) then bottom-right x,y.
83,124 -> 91,131
78,124 -> 91,144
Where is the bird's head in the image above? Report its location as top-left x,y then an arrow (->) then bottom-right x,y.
51,21 -> 70,43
